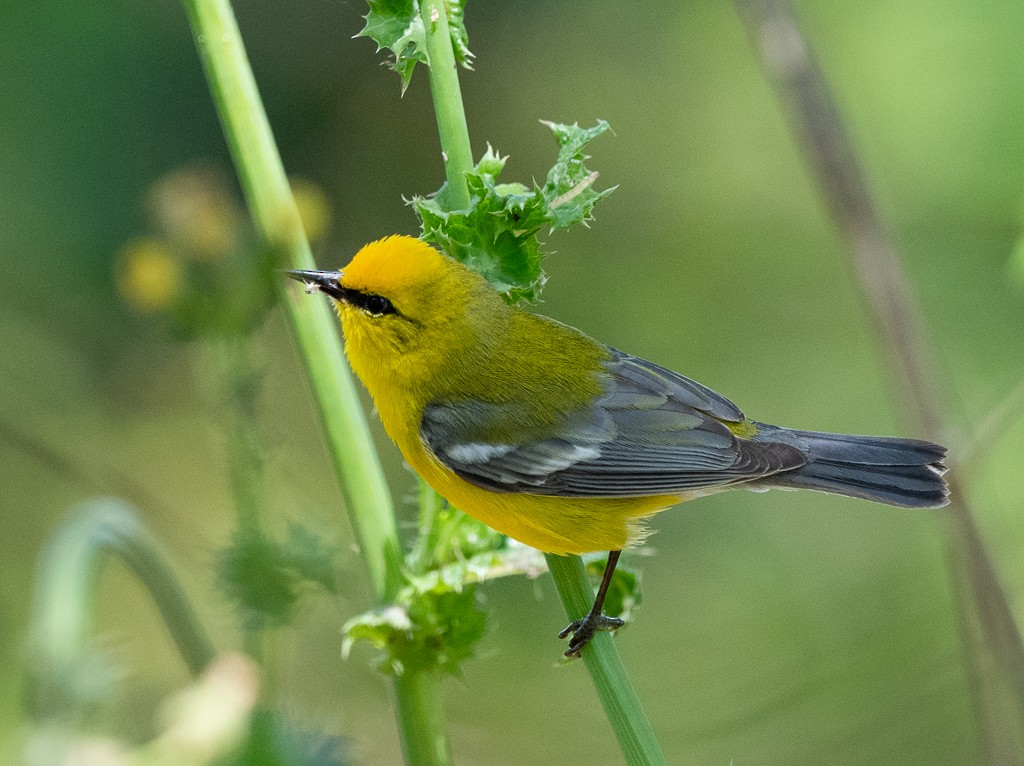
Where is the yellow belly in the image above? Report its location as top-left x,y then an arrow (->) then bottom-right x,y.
405,435 -> 682,555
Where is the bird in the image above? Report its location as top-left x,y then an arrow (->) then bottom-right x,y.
288,235 -> 948,657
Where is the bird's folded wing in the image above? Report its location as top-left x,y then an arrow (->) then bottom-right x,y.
419,350 -> 805,498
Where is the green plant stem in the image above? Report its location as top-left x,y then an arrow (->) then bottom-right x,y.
216,338 -> 266,659
410,479 -> 446,575
393,671 -> 454,766
182,2 -> 453,763
421,0 -> 474,210
183,0 -> 402,605
28,499 -> 216,719
412,0 -> 472,594
546,554 -> 667,766
218,338 -> 264,535
417,3 -> 667,761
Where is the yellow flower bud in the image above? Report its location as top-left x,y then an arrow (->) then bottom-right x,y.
116,238 -> 184,313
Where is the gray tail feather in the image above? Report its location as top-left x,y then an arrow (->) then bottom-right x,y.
756,426 -> 949,509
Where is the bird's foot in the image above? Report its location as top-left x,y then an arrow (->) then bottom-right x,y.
558,612 -> 625,658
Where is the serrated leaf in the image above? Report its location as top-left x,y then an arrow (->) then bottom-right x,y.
358,0 -> 474,91
217,532 -> 300,627
217,527 -> 338,628
444,0 -> 474,69
414,145 -> 550,303
414,123 -> 613,303
411,502 -> 508,573
343,588 -> 486,676
342,516 -> 542,677
358,0 -> 426,93
540,119 -> 616,230
281,523 -> 339,593
413,544 -> 547,594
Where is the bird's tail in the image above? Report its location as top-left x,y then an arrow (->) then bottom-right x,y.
756,426 -> 949,509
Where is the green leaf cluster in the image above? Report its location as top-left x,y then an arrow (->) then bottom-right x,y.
408,500 -> 508,574
344,507 -> 545,676
358,0 -> 474,93
413,120 -> 615,303
343,585 -> 486,677
339,498 -> 643,677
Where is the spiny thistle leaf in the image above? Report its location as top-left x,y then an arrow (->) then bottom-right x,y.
358,0 -> 474,93
358,0 -> 425,93
217,528 -> 338,629
342,589 -> 486,677
444,0 -> 474,69
343,533 -> 544,677
540,119 -> 616,229
413,120 -> 614,303
414,147 -> 544,303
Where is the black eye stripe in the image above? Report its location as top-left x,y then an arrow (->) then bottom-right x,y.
341,287 -> 396,317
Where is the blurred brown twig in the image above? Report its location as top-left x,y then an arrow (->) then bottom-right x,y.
735,0 -> 1024,758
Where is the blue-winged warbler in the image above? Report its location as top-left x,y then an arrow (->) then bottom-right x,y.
290,235 -> 948,656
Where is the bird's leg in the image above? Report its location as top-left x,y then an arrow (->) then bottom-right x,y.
559,550 -> 625,658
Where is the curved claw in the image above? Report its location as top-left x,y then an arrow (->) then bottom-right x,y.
559,612 -> 625,658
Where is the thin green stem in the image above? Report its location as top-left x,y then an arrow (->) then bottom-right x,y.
393,671 -> 455,766
421,0 -> 474,210
27,499 -> 216,721
411,0 -> 474,606
546,554 -> 667,766
183,0 -> 402,604
410,479 -> 446,575
417,3 -> 667,761
215,338 -> 268,659
218,338 -> 264,535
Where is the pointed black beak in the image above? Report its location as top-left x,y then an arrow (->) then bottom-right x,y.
286,269 -> 346,300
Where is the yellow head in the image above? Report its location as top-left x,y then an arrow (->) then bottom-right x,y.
341,235 -> 450,304
289,236 -> 506,396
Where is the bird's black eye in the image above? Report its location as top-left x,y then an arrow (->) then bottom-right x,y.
364,294 -> 394,316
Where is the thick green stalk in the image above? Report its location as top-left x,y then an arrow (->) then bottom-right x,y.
420,0 -> 474,210
393,671 -> 455,766
546,554 -> 668,766
182,2 -> 449,763
27,499 -> 216,720
182,0 -> 402,605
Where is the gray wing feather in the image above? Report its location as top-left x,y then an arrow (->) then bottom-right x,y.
608,351 -> 746,422
420,349 -> 805,497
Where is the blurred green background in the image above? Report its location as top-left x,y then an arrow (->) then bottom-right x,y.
3,0 -> 1024,763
